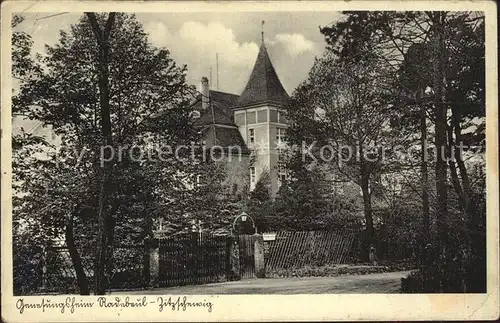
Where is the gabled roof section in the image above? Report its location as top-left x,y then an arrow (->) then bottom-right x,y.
235,43 -> 290,108
203,126 -> 250,154
210,90 -> 239,108
191,90 -> 239,126
189,89 -> 248,152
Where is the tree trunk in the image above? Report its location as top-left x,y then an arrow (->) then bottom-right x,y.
382,210 -> 388,260
141,209 -> 153,286
452,110 -> 474,217
447,122 -> 469,292
420,105 -> 430,244
65,207 -> 90,295
361,178 -> 374,239
360,161 -> 374,256
431,13 -> 449,265
86,12 -> 116,295
448,124 -> 466,210
358,139 -> 375,260
451,108 -> 485,292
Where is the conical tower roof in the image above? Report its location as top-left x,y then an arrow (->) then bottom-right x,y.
235,43 -> 289,108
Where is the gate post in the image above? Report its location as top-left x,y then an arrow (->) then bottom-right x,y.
253,233 -> 266,278
149,239 -> 160,288
226,235 -> 241,281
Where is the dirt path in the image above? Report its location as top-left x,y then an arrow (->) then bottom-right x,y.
114,270 -> 413,294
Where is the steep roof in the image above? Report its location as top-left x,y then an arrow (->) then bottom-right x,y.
191,90 -> 239,126
203,126 -> 249,152
190,90 -> 249,153
235,43 -> 290,108
210,90 -> 239,108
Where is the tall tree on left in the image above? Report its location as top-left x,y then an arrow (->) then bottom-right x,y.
85,12 -> 116,296
13,13 -> 197,295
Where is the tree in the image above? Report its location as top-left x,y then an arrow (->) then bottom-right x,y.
319,11 -> 485,292
319,11 -> 443,244
12,14 -> 41,146
394,15 -> 485,291
12,15 -> 35,82
247,170 -> 273,232
85,11 -> 116,296
13,13 -> 199,294
396,42 -> 436,247
286,53 -> 397,250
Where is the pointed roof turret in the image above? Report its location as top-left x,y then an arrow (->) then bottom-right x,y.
235,42 -> 290,108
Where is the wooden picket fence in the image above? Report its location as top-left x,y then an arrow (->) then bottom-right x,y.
265,230 -> 356,270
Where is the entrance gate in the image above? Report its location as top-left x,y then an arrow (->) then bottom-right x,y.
237,235 -> 256,279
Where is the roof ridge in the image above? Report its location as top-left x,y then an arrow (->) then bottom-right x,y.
210,89 -> 239,96
262,44 -> 270,100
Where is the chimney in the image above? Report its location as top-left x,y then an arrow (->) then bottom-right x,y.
200,76 -> 210,110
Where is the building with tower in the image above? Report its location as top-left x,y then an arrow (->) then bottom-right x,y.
190,38 -> 290,198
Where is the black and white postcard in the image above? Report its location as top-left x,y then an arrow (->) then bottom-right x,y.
1,1 -> 498,321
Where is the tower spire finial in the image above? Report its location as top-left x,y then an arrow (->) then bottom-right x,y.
261,20 -> 265,43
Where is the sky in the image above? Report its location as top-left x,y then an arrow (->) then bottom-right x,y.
16,11 -> 342,96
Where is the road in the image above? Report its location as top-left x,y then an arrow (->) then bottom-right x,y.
114,270 -> 413,294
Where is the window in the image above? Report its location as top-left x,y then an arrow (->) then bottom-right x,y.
234,113 -> 245,126
247,111 -> 257,124
278,110 -> 287,124
276,128 -> 286,145
278,164 -> 287,187
270,110 -> 287,123
249,128 -> 255,144
277,151 -> 287,187
270,109 -> 278,122
257,110 -> 268,123
279,173 -> 287,185
250,167 -> 256,184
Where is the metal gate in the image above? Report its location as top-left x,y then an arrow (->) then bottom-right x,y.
238,235 -> 256,279
158,232 -> 229,287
